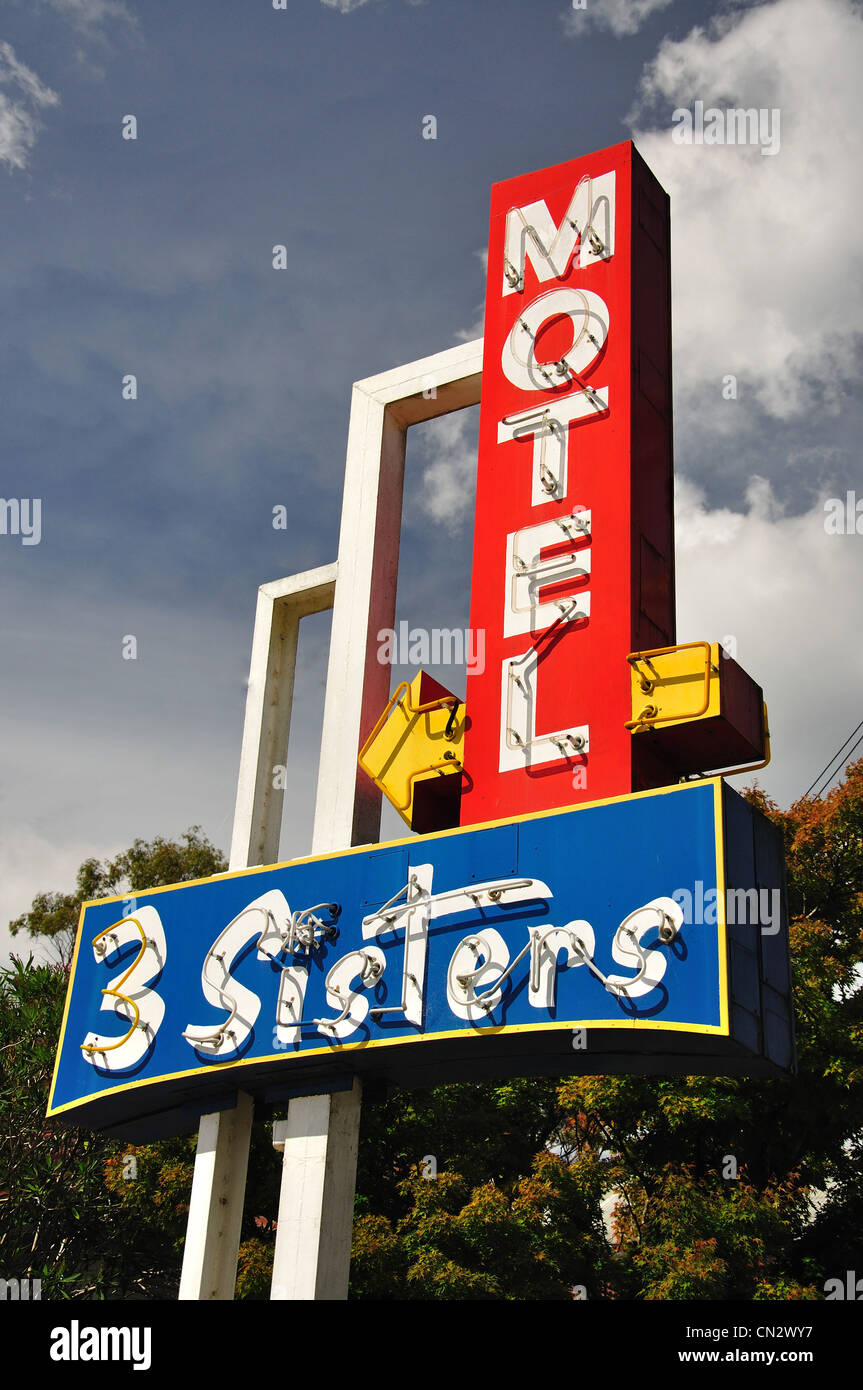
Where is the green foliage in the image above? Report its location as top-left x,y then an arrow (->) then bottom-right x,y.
235,1239 -> 275,1300
9,827 -> 227,967
352,1078 -> 615,1298
103,1140 -> 196,1254
0,955 -> 166,1298
5,766 -> 862,1301
0,827 -> 282,1299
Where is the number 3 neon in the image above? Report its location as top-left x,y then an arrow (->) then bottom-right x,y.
80,906 -> 167,1070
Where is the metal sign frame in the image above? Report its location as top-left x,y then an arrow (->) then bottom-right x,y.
47,143 -> 793,1303
180,338 -> 482,1300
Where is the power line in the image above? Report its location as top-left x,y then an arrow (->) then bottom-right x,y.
813,726 -> 863,799
805,720 -> 863,799
802,717 -> 863,799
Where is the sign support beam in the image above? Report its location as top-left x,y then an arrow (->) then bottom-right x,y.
178,341 -> 482,1301
180,567 -> 337,1300
178,1092 -> 254,1301
231,564 -> 338,870
313,340 -> 482,852
270,1078 -> 363,1300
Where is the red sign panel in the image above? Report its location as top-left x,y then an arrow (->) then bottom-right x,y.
460,141 -> 677,826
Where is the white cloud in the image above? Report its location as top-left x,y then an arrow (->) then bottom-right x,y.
455,314 -> 484,343
562,0 -> 674,38
0,42 -> 59,172
320,0 -> 375,12
318,0 -> 426,9
417,411 -> 477,530
455,247 -> 487,343
675,472 -> 863,806
37,0 -> 132,26
630,0 -> 863,422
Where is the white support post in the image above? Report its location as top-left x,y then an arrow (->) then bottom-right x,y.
230,564 -> 338,870
313,339 -> 482,852
179,567 -> 336,1301
178,1093 -> 254,1301
266,341 -> 481,1301
179,341 -> 483,1302
269,1079 -> 363,1301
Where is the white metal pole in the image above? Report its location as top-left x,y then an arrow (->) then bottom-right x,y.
179,567 -> 336,1301
179,343 -> 482,1302
270,342 -> 482,1300
270,1079 -> 363,1300
313,341 -> 482,852
178,1093 -> 254,1300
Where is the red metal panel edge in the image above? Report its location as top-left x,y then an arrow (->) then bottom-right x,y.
460,141 -> 676,825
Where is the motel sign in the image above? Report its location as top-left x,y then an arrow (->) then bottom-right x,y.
463,146 -> 675,820
49,142 -> 794,1299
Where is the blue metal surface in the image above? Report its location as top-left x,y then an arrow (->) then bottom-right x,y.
48,779 -> 792,1137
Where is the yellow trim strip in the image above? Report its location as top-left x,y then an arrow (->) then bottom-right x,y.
714,778 -> 729,1034
47,897 -> 92,1114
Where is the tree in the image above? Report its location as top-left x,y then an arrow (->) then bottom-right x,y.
0,952 -> 196,1298
9,826 -> 228,969
1,828 -> 245,1299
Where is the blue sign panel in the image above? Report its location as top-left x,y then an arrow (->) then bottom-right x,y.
48,780 -> 794,1139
